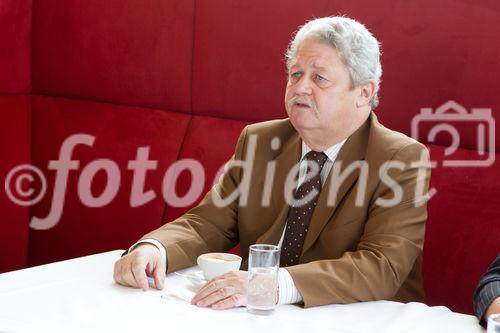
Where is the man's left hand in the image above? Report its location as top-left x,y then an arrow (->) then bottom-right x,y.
191,271 -> 248,309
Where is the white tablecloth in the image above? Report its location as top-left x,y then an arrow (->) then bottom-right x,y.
0,250 -> 482,333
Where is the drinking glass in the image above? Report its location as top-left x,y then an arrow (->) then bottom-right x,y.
246,244 -> 280,315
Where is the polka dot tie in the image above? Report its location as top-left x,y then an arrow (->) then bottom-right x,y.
280,151 -> 328,267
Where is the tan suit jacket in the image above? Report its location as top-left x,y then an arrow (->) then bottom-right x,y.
141,113 -> 430,307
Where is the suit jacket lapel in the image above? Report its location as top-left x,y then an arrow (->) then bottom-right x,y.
255,131 -> 301,246
270,131 -> 301,213
302,115 -> 371,255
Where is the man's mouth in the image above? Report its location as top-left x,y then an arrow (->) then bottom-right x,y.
287,96 -> 318,116
294,102 -> 310,108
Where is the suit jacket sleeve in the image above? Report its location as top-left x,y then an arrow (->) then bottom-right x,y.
285,142 -> 430,307
139,126 -> 249,273
473,255 -> 500,327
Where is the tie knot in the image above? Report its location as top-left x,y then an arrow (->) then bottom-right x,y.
305,151 -> 328,169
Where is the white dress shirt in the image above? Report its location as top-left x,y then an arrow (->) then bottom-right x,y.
131,138 -> 347,305
276,139 -> 347,304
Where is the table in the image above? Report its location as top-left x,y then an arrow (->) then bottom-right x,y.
0,250 -> 483,333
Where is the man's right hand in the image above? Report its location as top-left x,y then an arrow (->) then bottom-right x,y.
113,243 -> 165,291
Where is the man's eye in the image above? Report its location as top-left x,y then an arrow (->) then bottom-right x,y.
315,74 -> 326,81
290,72 -> 302,79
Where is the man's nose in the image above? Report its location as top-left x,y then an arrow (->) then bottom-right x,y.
293,76 -> 313,95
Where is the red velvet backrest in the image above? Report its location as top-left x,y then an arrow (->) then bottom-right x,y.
191,0 -> 500,149
0,96 -> 31,272
0,0 -> 31,93
28,96 -> 191,266
423,145 -> 500,314
27,0 -> 197,265
32,0 -> 195,112
164,116 -> 250,222
0,0 -> 32,272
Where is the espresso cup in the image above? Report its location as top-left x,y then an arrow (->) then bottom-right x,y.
197,252 -> 242,280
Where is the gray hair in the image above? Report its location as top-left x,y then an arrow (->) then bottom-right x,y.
285,16 -> 382,109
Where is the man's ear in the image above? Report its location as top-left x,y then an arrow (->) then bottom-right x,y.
356,80 -> 375,108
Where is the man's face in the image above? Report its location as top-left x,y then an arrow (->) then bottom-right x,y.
284,39 -> 360,135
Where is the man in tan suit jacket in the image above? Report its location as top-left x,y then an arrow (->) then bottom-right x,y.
114,16 -> 430,310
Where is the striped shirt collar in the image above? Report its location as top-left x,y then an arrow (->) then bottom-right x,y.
300,138 -> 348,163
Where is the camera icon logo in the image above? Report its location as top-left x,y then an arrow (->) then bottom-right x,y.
411,100 -> 495,167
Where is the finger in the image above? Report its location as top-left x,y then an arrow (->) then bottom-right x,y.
197,272 -> 246,296
115,256 -> 137,287
121,268 -> 137,287
132,259 -> 149,291
114,269 -> 126,286
145,261 -> 153,276
191,279 -> 222,304
211,294 -> 245,310
194,286 -> 236,307
113,260 -> 122,285
152,264 -> 165,290
195,274 -> 228,296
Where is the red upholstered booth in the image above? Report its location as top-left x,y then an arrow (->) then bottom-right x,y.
1,0 -> 499,315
